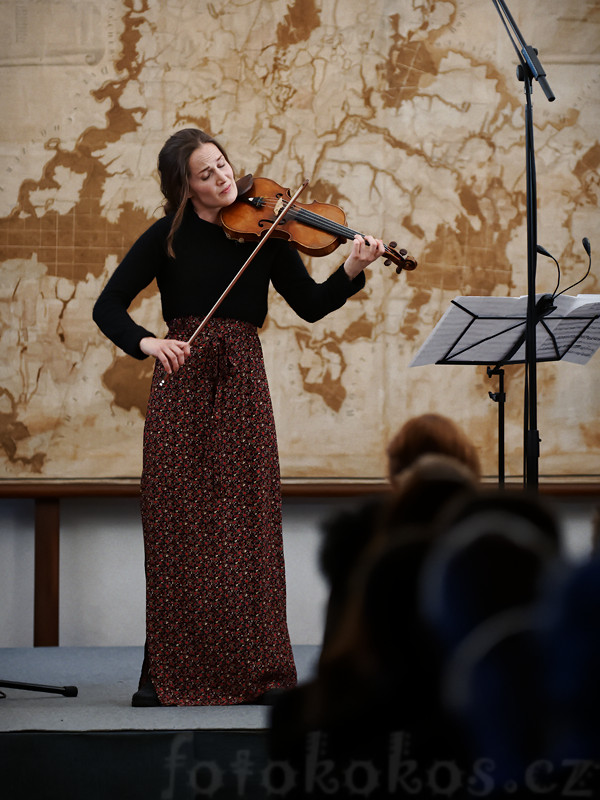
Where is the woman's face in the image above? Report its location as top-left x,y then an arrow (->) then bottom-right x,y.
187,143 -> 237,222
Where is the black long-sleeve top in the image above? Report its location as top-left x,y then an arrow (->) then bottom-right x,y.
93,202 -> 366,359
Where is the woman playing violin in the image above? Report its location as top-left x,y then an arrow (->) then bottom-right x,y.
93,128 -> 385,707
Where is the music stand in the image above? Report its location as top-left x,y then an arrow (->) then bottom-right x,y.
410,293 -> 600,483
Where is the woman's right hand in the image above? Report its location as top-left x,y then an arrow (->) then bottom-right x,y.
139,336 -> 191,374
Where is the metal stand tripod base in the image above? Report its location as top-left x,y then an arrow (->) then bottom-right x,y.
0,680 -> 78,698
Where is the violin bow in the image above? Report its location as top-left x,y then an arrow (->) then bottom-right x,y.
186,179 -> 309,347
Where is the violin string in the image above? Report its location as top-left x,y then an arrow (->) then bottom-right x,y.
288,205 -> 400,259
252,197 -> 357,238
248,197 -> 400,259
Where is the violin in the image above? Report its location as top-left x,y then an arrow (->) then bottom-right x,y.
219,176 -> 418,274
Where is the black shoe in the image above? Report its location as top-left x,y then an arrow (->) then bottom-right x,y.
131,682 -> 161,707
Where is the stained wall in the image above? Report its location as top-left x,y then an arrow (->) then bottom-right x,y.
1,1 -> 598,483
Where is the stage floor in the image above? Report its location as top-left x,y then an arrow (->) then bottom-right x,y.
1,645 -> 323,800
0,644 -> 320,732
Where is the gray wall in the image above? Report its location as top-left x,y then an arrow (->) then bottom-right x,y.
0,495 -> 596,648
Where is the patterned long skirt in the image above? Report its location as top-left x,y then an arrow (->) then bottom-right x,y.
140,316 -> 297,706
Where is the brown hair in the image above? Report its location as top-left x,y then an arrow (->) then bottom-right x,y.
157,128 -> 231,257
386,413 -> 481,484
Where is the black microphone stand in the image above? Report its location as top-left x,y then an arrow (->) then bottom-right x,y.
491,0 -> 555,490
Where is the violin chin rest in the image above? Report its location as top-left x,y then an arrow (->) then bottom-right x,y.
236,174 -> 254,196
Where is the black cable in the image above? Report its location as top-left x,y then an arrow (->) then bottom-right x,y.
536,244 -> 561,298
555,238 -> 592,298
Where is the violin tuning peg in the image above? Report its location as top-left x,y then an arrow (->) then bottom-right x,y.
400,248 -> 407,256
396,265 -> 403,274
384,259 -> 391,267
389,241 -> 397,249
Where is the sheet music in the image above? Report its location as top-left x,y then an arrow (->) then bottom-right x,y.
551,294 -> 600,364
410,294 -> 600,367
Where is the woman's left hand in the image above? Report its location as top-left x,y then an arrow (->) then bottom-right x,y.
343,234 -> 386,279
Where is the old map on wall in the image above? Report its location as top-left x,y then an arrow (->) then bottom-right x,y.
1,0 -> 599,483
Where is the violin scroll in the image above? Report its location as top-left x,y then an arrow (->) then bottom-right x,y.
384,240 -> 418,273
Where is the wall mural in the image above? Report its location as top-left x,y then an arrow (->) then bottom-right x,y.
0,0 -> 598,484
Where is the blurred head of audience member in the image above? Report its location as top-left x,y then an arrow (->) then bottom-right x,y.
419,489 -> 561,784
420,488 -> 560,650
540,549 -> 600,765
387,413 -> 481,488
